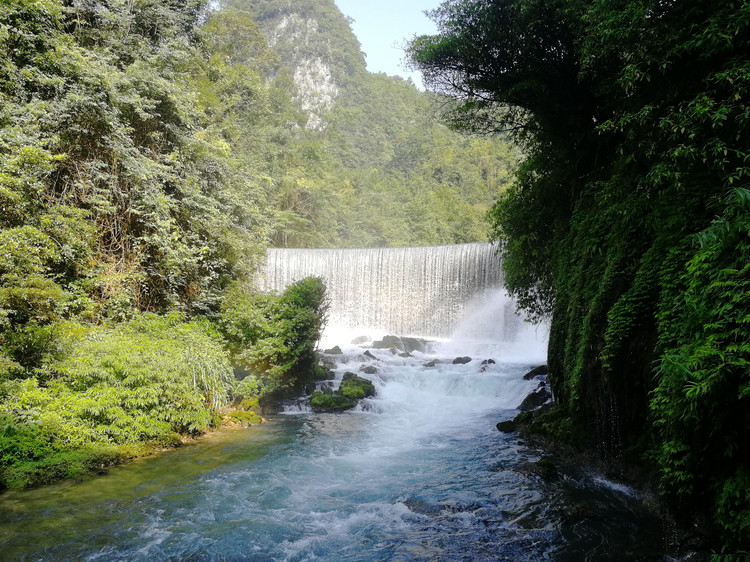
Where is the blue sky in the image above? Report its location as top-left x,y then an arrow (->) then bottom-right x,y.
333,0 -> 440,88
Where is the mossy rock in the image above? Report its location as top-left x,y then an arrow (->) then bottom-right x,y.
340,373 -> 375,399
315,365 -> 335,380
528,407 -> 575,441
239,397 -> 260,412
496,419 -> 518,433
496,411 -> 534,433
310,392 -> 357,412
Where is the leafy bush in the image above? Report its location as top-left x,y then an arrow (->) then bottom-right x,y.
0,313 -> 234,487
410,0 -> 750,550
219,277 -> 327,408
652,189 -> 750,548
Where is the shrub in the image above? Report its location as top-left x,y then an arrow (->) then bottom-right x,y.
219,277 -> 327,406
0,313 -> 234,488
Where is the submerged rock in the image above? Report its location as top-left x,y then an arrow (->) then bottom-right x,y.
351,335 -> 371,345
452,356 -> 472,365
423,360 -> 439,368
480,358 -> 496,372
360,365 -> 378,375
516,458 -> 558,481
363,350 -> 379,361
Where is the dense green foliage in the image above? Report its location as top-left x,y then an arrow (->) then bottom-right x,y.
0,0 -> 511,489
410,0 -> 750,551
0,278 -> 327,489
0,0 -> 331,488
0,314 -> 233,488
219,276 -> 328,409
0,0 -> 271,325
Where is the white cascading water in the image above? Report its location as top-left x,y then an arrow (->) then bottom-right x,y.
262,242 -> 547,424
259,243 -> 508,340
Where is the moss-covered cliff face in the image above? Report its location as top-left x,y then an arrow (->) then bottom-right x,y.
409,0 -> 750,551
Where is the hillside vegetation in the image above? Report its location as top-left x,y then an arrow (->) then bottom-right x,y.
226,0 -> 519,248
410,0 -> 750,552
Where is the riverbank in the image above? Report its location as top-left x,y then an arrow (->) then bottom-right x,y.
0,403 -> 270,493
499,402 -> 713,559
0,343 -> 673,560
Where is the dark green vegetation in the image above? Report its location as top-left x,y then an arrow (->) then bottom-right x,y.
219,277 -> 329,411
410,0 -> 750,552
0,278 -> 326,490
0,0 -> 323,488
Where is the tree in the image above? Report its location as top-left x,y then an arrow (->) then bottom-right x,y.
410,0 -> 750,550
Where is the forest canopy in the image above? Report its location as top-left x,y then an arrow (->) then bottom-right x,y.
409,0 -> 750,551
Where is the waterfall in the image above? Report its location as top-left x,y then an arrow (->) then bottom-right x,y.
259,243 -> 518,339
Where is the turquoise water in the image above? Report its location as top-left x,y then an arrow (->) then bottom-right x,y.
0,343 -> 666,561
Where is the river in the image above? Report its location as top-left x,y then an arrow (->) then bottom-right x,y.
0,326 -> 666,560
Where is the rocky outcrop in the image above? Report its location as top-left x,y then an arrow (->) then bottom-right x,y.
267,14 -> 340,130
310,373 -> 375,412
518,380 -> 553,411
523,365 -> 548,380
371,335 -> 427,353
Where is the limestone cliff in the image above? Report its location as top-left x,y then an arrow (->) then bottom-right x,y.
233,0 -> 366,129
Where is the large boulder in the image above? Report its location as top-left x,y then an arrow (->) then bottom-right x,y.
340,372 -> 376,399
371,335 -> 427,353
523,365 -> 548,380
310,392 -> 357,412
310,373 -> 376,412
517,382 -> 552,411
